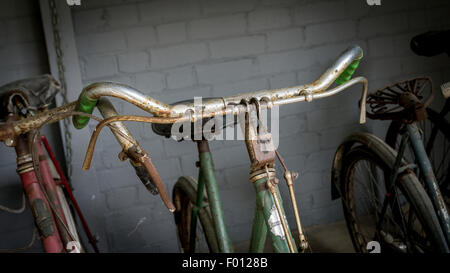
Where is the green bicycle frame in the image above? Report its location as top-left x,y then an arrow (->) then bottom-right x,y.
190,141 -> 297,253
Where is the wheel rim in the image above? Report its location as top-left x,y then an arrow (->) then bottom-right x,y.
345,151 -> 434,253
173,183 -> 215,253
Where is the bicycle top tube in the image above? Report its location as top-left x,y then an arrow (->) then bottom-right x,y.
0,44 -> 367,140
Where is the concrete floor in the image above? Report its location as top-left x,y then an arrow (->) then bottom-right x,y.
234,219 -> 355,253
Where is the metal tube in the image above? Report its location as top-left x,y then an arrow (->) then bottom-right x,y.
13,102 -> 77,136
274,76 -> 368,124
8,46 -> 367,138
252,177 -> 296,253
189,169 -> 206,253
197,141 -> 233,253
80,82 -> 172,117
407,123 -> 450,245
96,97 -> 136,151
40,135 -> 100,253
267,180 -> 295,253
249,205 -> 268,253
77,45 -> 364,119
141,155 -> 175,212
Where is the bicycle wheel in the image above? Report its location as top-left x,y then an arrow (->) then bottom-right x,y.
172,176 -> 219,253
386,108 -> 450,205
341,145 -> 448,253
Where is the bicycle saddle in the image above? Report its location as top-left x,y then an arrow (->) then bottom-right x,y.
366,77 -> 434,123
411,30 -> 450,57
0,74 -> 61,115
151,97 -> 237,140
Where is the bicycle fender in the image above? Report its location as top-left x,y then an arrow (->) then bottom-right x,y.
330,132 -> 402,200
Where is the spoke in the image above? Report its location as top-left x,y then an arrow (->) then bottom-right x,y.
386,87 -> 402,95
436,143 -> 449,178
406,203 -> 415,236
415,80 -> 428,96
355,162 -> 380,211
391,190 -> 410,242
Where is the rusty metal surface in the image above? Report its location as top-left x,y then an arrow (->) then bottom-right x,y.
3,45 -> 367,141
249,132 -> 276,169
80,82 -> 172,117
264,165 -> 295,253
366,77 -> 434,123
96,97 -> 136,151
81,114 -> 186,170
127,146 -> 175,212
11,101 -> 77,137
76,45 -> 365,120
275,150 -> 308,251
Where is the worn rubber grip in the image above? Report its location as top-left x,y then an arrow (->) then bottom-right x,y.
72,95 -> 98,129
335,53 -> 363,85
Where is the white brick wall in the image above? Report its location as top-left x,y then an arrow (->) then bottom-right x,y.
64,0 -> 450,253
209,36 -> 265,59
188,14 -> 246,39
150,43 -> 208,69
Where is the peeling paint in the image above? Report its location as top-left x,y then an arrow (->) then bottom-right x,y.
268,204 -> 288,240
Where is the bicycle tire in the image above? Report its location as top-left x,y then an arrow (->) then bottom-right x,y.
172,176 -> 219,253
340,144 -> 448,253
385,108 -> 450,203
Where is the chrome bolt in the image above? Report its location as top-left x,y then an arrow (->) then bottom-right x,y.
5,138 -> 14,146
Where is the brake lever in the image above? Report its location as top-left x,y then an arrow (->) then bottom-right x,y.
126,146 -> 175,212
131,162 -> 159,195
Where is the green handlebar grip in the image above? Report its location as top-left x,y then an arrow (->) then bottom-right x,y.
72,95 -> 98,129
335,53 -> 363,85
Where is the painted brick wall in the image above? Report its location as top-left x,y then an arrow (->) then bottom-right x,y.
67,0 -> 450,252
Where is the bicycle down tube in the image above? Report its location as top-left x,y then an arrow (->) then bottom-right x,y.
407,123 -> 450,245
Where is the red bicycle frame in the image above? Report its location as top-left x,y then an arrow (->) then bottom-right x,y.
15,133 -> 66,252
13,130 -> 99,253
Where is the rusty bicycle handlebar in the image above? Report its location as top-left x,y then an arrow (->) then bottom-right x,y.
1,44 -> 367,141
72,45 -> 365,124
0,45 -> 368,213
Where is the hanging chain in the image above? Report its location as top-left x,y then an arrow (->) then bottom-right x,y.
49,0 -> 73,178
